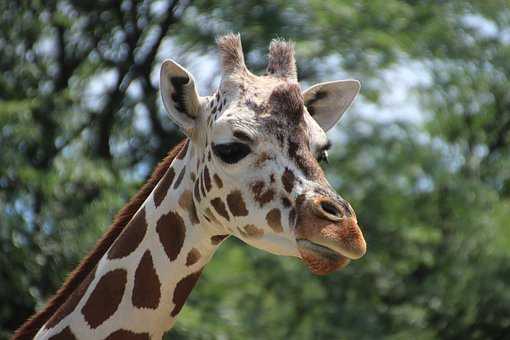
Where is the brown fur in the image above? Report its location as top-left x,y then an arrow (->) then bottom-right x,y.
267,39 -> 297,80
81,269 -> 127,328
107,209 -> 148,260
132,250 -> 161,309
185,248 -> 201,266
250,181 -> 275,207
211,197 -> 230,221
269,83 -> 304,120
216,33 -> 247,75
210,234 -> 229,245
226,190 -> 249,217
213,173 -> 223,189
240,224 -> 264,238
170,270 -> 203,317
156,211 -> 186,262
266,209 -> 283,233
12,139 -> 187,340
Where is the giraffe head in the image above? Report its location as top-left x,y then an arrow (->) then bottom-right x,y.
160,34 -> 366,275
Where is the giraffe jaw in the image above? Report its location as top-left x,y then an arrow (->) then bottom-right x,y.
296,239 -> 351,275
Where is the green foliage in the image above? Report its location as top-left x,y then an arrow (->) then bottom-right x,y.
1,0 -> 510,339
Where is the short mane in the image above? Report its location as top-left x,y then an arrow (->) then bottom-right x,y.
12,139 -> 187,340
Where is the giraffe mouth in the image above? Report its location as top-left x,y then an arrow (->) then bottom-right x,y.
297,239 -> 343,260
296,239 -> 351,275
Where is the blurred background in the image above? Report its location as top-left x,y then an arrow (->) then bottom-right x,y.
1,0 -> 510,339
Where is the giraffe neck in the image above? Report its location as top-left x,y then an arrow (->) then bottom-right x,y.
36,141 -> 229,339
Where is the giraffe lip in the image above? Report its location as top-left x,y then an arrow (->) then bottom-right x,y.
296,239 -> 351,274
296,239 -> 343,261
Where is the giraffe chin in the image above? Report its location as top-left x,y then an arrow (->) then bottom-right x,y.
297,239 -> 351,275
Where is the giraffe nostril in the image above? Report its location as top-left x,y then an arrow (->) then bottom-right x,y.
319,201 -> 343,219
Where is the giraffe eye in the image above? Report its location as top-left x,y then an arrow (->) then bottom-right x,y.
212,142 -> 251,164
317,150 -> 329,164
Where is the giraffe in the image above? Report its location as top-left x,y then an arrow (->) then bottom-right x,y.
14,34 -> 367,340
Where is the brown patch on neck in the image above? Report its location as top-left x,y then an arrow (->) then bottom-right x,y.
251,181 -> 275,206
211,234 -> 229,245
132,250 -> 161,309
213,173 -> 223,189
108,208 -> 148,260
82,269 -> 127,328
203,166 -> 212,192
211,197 -> 230,221
156,211 -> 186,262
281,168 -> 295,193
178,190 -> 200,225
170,270 -> 203,317
186,248 -> 201,266
173,167 -> 186,190
13,139 -> 187,340
266,209 -> 283,233
154,167 -> 175,207
226,190 -> 249,217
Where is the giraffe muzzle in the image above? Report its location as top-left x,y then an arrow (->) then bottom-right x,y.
294,196 -> 366,275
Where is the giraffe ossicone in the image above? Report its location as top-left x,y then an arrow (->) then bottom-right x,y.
16,33 -> 366,340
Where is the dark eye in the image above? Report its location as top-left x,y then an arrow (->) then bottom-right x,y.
317,150 -> 329,164
212,142 -> 251,164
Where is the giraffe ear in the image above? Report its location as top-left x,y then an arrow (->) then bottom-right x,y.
303,80 -> 360,131
160,59 -> 203,136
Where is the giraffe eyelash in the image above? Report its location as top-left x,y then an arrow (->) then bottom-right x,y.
317,150 -> 329,164
317,141 -> 331,164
